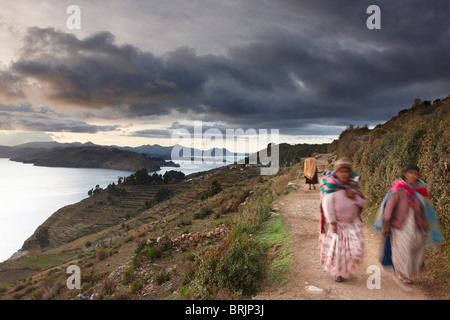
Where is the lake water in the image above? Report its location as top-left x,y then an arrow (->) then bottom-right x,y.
0,158 -> 228,262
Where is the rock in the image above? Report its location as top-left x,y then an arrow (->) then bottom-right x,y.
90,293 -> 98,300
305,285 -> 324,293
76,292 -> 91,300
157,235 -> 169,243
287,182 -> 298,189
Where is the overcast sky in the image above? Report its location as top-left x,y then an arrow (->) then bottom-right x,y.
0,0 -> 449,149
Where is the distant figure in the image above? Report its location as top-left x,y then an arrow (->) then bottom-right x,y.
318,158 -> 367,282
304,156 -> 318,190
375,164 -> 443,290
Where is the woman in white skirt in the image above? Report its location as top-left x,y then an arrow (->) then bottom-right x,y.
319,158 -> 367,282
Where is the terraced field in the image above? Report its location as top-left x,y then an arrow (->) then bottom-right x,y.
0,163 -> 267,297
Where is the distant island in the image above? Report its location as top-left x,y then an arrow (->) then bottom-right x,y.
10,146 -> 179,172
0,141 -> 246,171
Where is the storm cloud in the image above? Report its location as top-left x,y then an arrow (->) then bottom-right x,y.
0,103 -> 118,133
1,0 -> 450,138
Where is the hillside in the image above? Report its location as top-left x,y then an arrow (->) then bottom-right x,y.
241,142 -> 329,166
119,144 -> 248,160
10,146 -> 170,172
0,141 -> 243,168
0,96 -> 447,301
328,95 -> 449,289
0,142 -> 93,159
0,148 -> 299,300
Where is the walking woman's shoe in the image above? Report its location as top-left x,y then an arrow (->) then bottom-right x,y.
334,276 -> 343,282
391,272 -> 413,293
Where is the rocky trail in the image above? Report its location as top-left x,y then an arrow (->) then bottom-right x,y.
257,155 -> 431,300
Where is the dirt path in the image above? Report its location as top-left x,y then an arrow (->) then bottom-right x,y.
257,155 -> 431,300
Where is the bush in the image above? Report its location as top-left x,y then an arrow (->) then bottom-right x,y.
155,271 -> 171,285
200,180 -> 222,200
193,207 -> 214,220
134,240 -> 147,255
122,267 -> 135,286
101,278 -> 115,296
35,227 -> 50,248
96,248 -> 107,261
145,246 -> 163,261
130,280 -> 143,294
155,187 -> 171,203
196,236 -> 267,298
331,96 -> 449,292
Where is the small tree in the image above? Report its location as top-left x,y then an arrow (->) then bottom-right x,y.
211,180 -> 222,194
35,227 -> 50,248
413,97 -> 422,107
154,187 -> 170,203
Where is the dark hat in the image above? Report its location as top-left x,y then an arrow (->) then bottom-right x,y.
402,164 -> 420,174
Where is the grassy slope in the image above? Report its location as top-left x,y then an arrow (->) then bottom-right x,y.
328,95 -> 449,295
0,155 -> 304,300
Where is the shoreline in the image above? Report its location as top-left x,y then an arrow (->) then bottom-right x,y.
0,159 -> 235,263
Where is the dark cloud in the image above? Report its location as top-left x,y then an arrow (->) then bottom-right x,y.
2,0 -> 450,137
130,129 -> 172,138
0,70 -> 26,100
0,103 -> 118,133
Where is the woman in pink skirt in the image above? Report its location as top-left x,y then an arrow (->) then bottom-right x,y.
319,158 -> 367,282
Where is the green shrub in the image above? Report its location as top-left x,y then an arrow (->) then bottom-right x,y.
96,248 -> 107,261
35,227 -> 50,248
122,267 -> 135,286
200,180 -> 222,200
130,279 -> 143,294
331,96 -> 449,291
193,207 -> 214,220
145,246 -> 163,261
155,271 -> 171,285
196,236 -> 267,298
134,239 -> 147,255
155,187 -> 171,203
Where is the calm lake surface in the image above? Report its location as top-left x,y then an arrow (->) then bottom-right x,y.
0,158 -> 228,262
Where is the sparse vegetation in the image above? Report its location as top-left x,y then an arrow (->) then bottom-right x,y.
2,99 -> 446,301
329,96 -> 449,293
